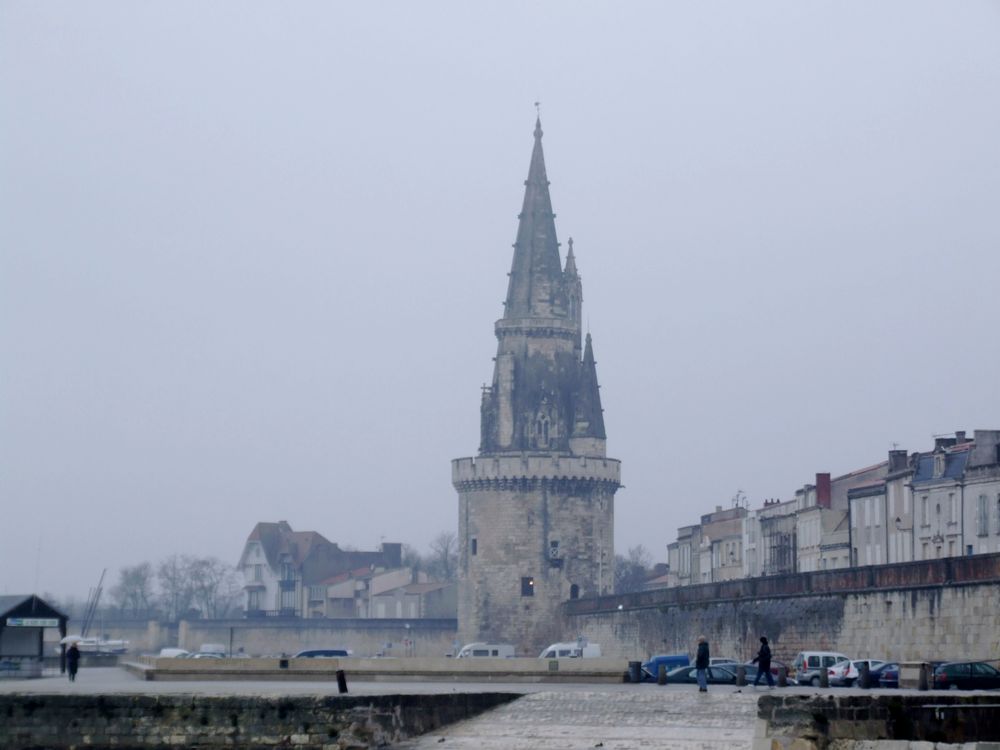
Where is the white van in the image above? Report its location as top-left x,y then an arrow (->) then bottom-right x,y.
456,642 -> 516,658
791,651 -> 851,686
538,641 -> 602,659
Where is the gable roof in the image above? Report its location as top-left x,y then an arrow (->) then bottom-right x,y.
242,521 -> 334,568
0,594 -> 68,622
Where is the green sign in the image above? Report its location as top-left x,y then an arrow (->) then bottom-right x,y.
6,617 -> 59,627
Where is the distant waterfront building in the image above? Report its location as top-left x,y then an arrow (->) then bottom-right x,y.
664,429 -> 1000,587
452,118 -> 621,653
237,521 -> 407,618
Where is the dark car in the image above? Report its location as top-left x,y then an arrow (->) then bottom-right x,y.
870,662 -> 899,688
292,649 -> 350,658
641,654 -> 690,681
933,661 -> 1000,690
664,665 -> 738,685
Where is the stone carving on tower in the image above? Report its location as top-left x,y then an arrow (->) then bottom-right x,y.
452,117 -> 622,653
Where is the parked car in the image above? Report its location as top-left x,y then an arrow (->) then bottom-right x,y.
933,661 -> 1000,690
791,651 -> 851,687
664,665 -> 738,685
847,659 -> 887,687
157,648 -> 190,659
828,660 -> 859,687
710,657 -> 738,666
456,643 -> 516,658
641,654 -> 690,681
189,652 -> 223,659
538,642 -> 602,658
871,662 -> 899,688
293,649 -> 351,658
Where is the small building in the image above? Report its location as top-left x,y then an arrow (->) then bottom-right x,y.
0,595 -> 69,679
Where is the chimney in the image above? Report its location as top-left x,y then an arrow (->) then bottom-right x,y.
816,473 -> 832,509
888,449 -> 908,473
955,431 -> 966,443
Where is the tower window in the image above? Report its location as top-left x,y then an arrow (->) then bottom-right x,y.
521,576 -> 535,596
471,537 -> 478,556
570,584 -> 579,600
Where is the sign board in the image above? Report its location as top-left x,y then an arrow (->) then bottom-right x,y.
6,617 -> 60,627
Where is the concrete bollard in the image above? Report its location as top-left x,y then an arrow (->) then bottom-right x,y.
859,662 -> 870,689
736,665 -> 746,686
820,667 -> 829,688
918,663 -> 929,691
336,669 -> 348,694
777,666 -> 787,688
657,664 -> 667,685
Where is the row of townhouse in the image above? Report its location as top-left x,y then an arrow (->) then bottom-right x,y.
237,521 -> 457,619
664,429 -> 1000,587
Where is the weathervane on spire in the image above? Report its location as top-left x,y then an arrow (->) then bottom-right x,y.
534,101 -> 541,116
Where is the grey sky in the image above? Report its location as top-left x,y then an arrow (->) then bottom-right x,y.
2,2 -> 999,599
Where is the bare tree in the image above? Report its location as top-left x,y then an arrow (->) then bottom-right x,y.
401,544 -> 425,576
427,531 -> 458,582
157,554 -> 196,621
110,562 -> 156,616
188,557 -> 241,619
614,545 -> 653,594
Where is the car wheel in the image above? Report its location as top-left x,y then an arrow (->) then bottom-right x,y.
811,676 -> 821,687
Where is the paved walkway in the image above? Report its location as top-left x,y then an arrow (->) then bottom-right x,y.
0,668 -> 765,748
394,688 -> 760,749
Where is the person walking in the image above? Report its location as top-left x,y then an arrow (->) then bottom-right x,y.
66,643 -> 81,682
752,636 -> 774,688
695,635 -> 710,692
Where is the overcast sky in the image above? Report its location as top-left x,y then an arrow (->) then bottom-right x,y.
2,2 -> 999,600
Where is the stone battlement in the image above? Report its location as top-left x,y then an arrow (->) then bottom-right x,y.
452,455 -> 621,488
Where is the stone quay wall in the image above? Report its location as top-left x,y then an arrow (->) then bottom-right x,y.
565,553 -> 1000,664
754,693 -> 1000,749
178,618 -> 458,659
0,692 -> 518,750
61,618 -> 458,659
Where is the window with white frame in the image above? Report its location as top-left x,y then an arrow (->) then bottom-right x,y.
921,496 -> 929,526
978,494 -> 989,537
949,493 -> 959,524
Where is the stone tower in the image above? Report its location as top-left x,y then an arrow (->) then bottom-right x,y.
452,118 -> 621,653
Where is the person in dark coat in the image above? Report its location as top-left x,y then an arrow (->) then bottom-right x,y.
66,643 -> 81,682
695,635 -> 710,692
752,636 -> 774,687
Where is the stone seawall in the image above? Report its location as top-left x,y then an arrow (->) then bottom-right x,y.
565,553 -> 1000,664
77,618 -> 459,659
0,692 -> 519,749
754,693 -> 1000,748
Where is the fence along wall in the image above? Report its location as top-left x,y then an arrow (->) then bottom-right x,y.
565,552 -> 1000,664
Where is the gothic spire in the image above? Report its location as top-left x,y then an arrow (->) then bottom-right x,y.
573,333 -> 606,439
503,116 -> 566,320
564,236 -> 578,277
